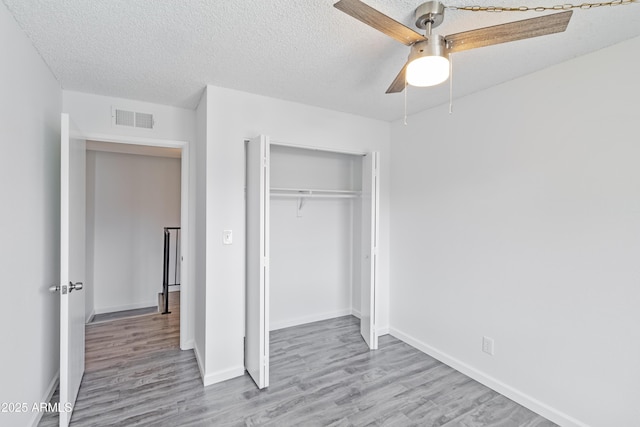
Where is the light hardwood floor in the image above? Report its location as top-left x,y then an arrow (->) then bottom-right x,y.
40,298 -> 556,426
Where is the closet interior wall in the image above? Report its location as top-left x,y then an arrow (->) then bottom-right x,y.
269,145 -> 363,330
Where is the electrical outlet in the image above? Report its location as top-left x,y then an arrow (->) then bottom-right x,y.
482,336 -> 495,355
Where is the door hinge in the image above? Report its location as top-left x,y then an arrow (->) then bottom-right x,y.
262,257 -> 269,268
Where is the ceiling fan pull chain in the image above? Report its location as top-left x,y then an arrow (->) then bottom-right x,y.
448,0 -> 636,12
404,80 -> 408,125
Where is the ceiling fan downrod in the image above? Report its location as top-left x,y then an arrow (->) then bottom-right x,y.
415,1 -> 446,36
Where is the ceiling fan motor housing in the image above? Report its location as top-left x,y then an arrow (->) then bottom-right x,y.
409,35 -> 448,62
415,1 -> 445,30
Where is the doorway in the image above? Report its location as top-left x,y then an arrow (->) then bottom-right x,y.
75,132 -> 192,349
245,135 -> 380,389
85,141 -> 182,323
54,116 -> 193,426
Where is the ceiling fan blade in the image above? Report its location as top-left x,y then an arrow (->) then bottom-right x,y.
445,10 -> 573,54
386,62 -> 408,94
334,0 -> 426,46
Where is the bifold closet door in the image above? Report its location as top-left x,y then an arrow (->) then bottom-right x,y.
245,135 -> 270,389
361,152 -> 379,350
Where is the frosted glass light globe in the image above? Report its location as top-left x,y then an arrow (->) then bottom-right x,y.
406,55 -> 450,87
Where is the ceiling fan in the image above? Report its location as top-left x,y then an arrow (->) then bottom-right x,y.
334,0 -> 573,93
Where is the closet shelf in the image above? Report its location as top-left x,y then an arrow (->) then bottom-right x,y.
270,187 -> 361,199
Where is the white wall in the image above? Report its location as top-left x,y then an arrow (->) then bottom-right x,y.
85,152 -> 96,321
63,91 -> 196,143
389,36 -> 640,427
63,91 -> 197,347
270,145 -> 362,329
194,90 -> 207,375
0,4 -> 62,427
87,150 -> 181,314
201,85 -> 391,385
270,198 -> 354,329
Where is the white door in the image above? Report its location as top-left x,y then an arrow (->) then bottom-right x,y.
57,113 -> 86,426
361,152 -> 379,350
245,135 -> 270,389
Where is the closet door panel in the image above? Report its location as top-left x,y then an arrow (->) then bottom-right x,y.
361,152 -> 379,350
245,135 -> 270,389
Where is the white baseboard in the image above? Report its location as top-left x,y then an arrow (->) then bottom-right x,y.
194,343 -> 244,387
94,300 -> 157,315
271,309 -> 388,340
389,327 -> 587,427
194,344 -> 205,380
85,308 -> 95,324
181,338 -> 194,351
376,325 -> 389,336
169,285 -> 181,292
29,371 -> 59,427
202,366 -> 245,387
270,308 -> 352,331
193,344 -> 244,387
349,308 -> 389,336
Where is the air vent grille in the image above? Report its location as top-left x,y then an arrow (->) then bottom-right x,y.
115,109 -> 135,127
135,112 -> 154,129
113,107 -> 155,129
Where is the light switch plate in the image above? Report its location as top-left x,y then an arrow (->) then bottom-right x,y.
223,230 -> 233,245
482,336 -> 494,355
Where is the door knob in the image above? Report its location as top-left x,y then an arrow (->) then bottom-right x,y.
49,284 -> 67,294
69,282 -> 83,292
49,282 -> 83,294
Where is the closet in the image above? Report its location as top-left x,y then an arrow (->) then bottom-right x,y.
245,135 -> 379,390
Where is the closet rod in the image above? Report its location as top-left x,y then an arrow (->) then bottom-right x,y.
271,189 -> 360,198
270,193 -> 358,199
271,187 -> 360,195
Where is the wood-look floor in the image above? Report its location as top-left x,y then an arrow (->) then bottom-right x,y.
40,298 -> 556,426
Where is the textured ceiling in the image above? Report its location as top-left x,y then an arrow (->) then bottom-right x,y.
3,0 -> 639,121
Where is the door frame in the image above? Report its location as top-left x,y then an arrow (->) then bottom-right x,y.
268,140 -> 375,344
72,130 -> 193,349
244,138 -> 379,367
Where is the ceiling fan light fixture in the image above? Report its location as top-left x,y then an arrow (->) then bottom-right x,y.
406,55 -> 449,87
405,36 -> 449,87
334,0 -> 573,94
